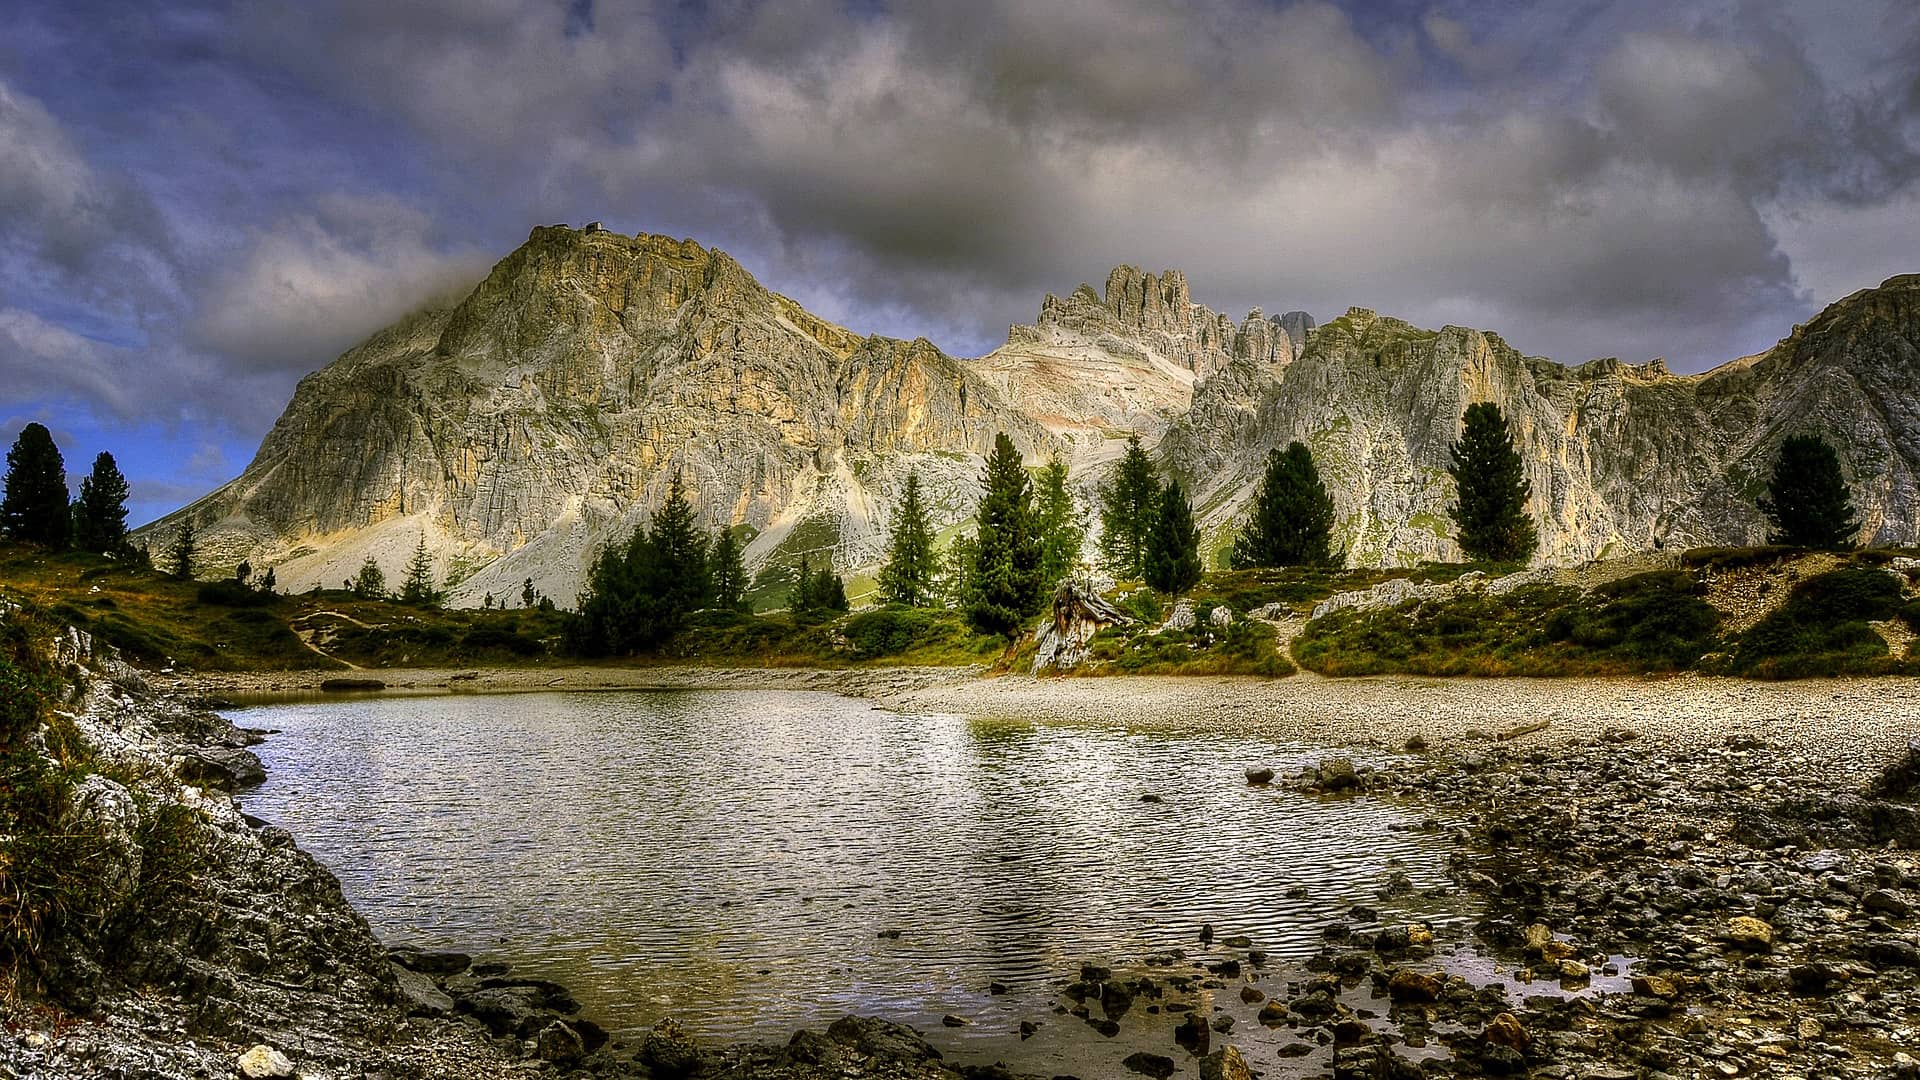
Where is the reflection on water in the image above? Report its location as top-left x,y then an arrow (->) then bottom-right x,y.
232,689 -> 1459,1043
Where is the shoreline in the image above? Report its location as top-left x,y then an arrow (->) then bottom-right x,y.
26,656 -> 1920,1076
186,662 -> 1920,772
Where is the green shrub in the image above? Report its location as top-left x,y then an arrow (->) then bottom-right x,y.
459,626 -> 544,656
1732,568 -> 1912,678
195,579 -> 277,607
841,606 -> 960,660
1294,576 -> 1719,677
1543,571 -> 1722,670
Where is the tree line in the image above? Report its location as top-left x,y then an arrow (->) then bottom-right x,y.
4,403 -> 1865,642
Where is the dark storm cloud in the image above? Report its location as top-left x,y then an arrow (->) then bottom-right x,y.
2,0 -> 1919,513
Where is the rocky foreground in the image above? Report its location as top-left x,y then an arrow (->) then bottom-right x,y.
12,648 -> 1920,1078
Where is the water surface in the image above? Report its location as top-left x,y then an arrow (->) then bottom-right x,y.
233,689 -> 1460,1047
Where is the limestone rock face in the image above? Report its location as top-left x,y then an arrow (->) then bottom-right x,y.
150,226 -> 1052,604
138,221 -> 1920,604
974,266 -> 1295,448
1163,278 -> 1920,565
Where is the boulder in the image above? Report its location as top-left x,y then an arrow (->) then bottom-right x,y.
178,745 -> 266,790
235,1045 -> 294,1079
1198,1046 -> 1253,1080
1483,1012 -> 1529,1049
460,984 -> 556,1037
389,946 -> 471,975
641,1017 -> 704,1077
1123,1052 -> 1177,1078
537,1021 -> 586,1063
824,1016 -> 941,1062
1208,605 -> 1233,628
1726,916 -> 1775,951
392,963 -> 454,1017
1386,969 -> 1441,1003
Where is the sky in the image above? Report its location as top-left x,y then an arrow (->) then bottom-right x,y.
2,0 -> 1918,526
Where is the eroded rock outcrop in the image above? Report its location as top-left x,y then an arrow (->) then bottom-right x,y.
137,221 -> 1920,600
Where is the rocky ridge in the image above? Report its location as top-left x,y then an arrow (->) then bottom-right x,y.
138,221 -> 1920,602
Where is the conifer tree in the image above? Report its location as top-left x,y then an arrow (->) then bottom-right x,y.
1232,442 -> 1337,568
169,519 -> 198,581
645,473 -> 710,620
399,536 -> 443,607
709,527 -> 749,612
1447,402 -> 1537,563
351,554 -> 387,598
968,432 -> 1043,636
1144,477 -> 1203,594
878,471 -> 939,607
1098,435 -> 1160,579
260,566 -> 277,594
522,577 -> 537,609
73,451 -> 131,554
1034,456 -> 1085,592
1760,434 -> 1859,548
1,423 -> 71,547
941,533 -> 980,612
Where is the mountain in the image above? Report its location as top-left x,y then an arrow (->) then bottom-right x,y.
141,222 -> 1920,606
1163,277 -> 1920,565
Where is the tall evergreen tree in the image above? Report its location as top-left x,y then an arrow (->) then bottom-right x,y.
1760,434 -> 1859,548
646,473 -> 710,618
968,433 -> 1043,636
169,519 -> 198,581
1034,456 -> 1085,592
941,533 -> 980,612
571,528 -> 649,655
1,423 -> 71,547
1098,435 -> 1160,579
72,451 -> 131,554
351,554 -> 386,598
1144,477 -> 1203,594
709,527 -> 749,612
398,536 -> 443,607
878,471 -> 939,607
1232,442 -> 1337,568
1448,402 -> 1538,564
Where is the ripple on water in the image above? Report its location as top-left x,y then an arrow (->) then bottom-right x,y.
232,688 -> 1462,1041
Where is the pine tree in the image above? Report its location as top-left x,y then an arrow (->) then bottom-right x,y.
399,536 -> 443,607
1098,435 -> 1160,579
645,473 -> 710,620
968,432 -> 1043,637
1034,456 -> 1085,592
571,528 -> 648,655
260,566 -> 277,594
941,533 -> 980,612
522,577 -> 537,609
351,555 -> 387,599
1760,434 -> 1859,548
169,519 -> 198,581
878,471 -> 939,607
709,527 -> 749,612
1232,442 -> 1337,568
790,553 -> 847,622
1448,402 -> 1538,564
1144,477 -> 1203,594
1,423 -> 71,547
72,451 -> 131,554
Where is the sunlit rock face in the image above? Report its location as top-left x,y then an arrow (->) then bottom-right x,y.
1162,277 -> 1920,566
142,216 -> 1920,605
153,226 -> 1053,605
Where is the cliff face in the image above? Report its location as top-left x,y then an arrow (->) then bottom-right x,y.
143,221 -> 1920,603
167,226 -> 1051,605
1162,277 -> 1920,565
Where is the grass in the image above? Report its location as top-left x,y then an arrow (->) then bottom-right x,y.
1726,567 -> 1920,678
1084,615 -> 1295,677
1292,571 -> 1723,677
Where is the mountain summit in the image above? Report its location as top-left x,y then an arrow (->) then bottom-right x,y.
144,225 -> 1920,605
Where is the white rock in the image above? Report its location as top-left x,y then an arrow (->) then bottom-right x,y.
236,1044 -> 294,1079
